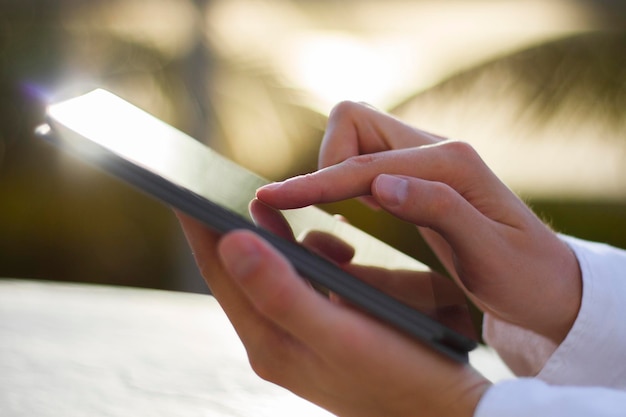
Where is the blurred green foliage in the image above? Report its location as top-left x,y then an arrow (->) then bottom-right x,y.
0,2 -> 189,290
0,1 -> 625,295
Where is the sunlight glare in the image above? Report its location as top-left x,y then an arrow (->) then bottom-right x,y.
47,90 -> 196,185
278,32 -> 420,112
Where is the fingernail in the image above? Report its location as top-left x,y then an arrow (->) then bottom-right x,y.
375,175 -> 408,206
222,236 -> 262,279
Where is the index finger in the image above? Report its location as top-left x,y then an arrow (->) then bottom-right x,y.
257,140 -> 509,211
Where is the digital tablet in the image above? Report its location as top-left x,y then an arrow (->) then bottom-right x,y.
37,89 -> 477,362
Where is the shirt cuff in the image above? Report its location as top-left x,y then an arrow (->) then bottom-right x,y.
482,314 -> 557,377
474,379 -> 626,417
537,235 -> 626,388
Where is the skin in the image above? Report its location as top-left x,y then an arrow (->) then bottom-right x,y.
178,215 -> 488,417
257,101 -> 582,345
177,101 -> 582,416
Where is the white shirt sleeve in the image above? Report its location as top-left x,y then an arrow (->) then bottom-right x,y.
475,379 -> 626,417
475,235 -> 626,416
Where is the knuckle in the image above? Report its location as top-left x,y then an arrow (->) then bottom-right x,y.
344,153 -> 379,168
328,100 -> 362,120
440,140 -> 482,166
432,141 -> 491,190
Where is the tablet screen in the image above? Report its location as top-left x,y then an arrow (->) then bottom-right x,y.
44,89 -> 431,272
40,89 -> 477,362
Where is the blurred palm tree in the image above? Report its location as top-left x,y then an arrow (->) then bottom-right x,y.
0,0 -> 624,291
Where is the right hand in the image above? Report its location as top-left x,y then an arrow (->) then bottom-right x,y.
257,101 -> 582,344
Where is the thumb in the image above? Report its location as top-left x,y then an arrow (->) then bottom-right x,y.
371,174 -> 498,252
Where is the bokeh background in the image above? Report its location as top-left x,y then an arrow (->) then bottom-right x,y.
1,0 -> 625,294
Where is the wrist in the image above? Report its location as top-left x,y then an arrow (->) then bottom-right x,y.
539,237 -> 582,344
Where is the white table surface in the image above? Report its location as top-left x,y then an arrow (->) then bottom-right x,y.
0,279 -> 512,416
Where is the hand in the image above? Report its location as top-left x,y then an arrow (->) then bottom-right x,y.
249,198 -> 476,339
257,101 -> 582,345
177,212 -> 489,417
